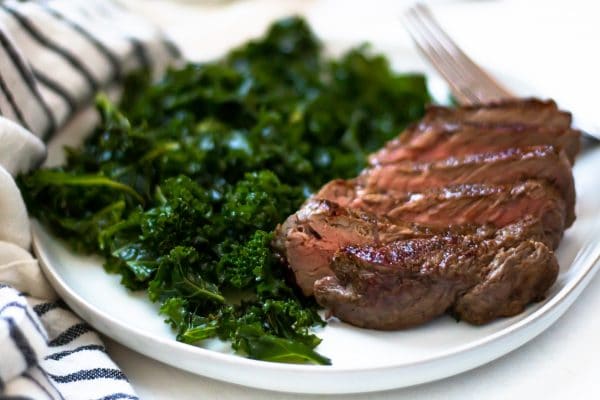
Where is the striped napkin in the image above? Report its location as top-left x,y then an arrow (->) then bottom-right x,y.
0,0 -> 178,398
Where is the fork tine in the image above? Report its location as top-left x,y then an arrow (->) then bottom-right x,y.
404,8 -> 480,104
414,4 -> 514,100
408,7 -> 482,91
404,9 -> 476,103
406,6 -> 492,103
406,4 -> 514,104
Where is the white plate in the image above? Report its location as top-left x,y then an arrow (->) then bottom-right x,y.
32,142 -> 600,394
29,27 -> 600,392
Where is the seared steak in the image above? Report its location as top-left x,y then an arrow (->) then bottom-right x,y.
316,180 -> 564,249
369,99 -> 579,166
357,181 -> 565,249
273,199 -> 442,296
369,122 -> 580,166
359,146 -> 575,227
314,224 -> 558,329
273,197 -> 546,297
274,98 -> 578,329
452,241 -> 557,324
313,179 -> 358,209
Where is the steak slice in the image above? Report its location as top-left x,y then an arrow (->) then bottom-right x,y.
273,199 -> 499,296
314,223 -> 558,329
317,180 -> 565,249
359,146 -> 575,227
313,179 -> 358,209
357,181 -> 565,249
451,241 -> 557,324
369,122 -> 580,166
369,99 -> 578,166
422,98 -> 572,128
272,200 -> 430,296
273,98 -> 577,330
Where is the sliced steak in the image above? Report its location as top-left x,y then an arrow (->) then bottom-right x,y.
274,98 -> 576,330
316,180 -> 565,249
272,199 -> 432,296
451,241 -> 558,324
359,146 -> 575,227
369,99 -> 578,166
369,122 -> 580,166
273,199 -> 501,296
355,180 -> 565,249
314,223 -> 558,329
313,179 -> 358,208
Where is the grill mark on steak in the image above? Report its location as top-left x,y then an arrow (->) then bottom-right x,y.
314,225 -> 558,329
358,181 -> 565,249
358,146 -> 575,227
316,180 -> 564,249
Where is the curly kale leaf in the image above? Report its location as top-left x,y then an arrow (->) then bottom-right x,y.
160,298 -> 328,365
235,325 -> 330,365
141,175 -> 218,252
222,171 -> 304,234
149,246 -> 224,305
217,230 -> 275,290
18,170 -> 137,252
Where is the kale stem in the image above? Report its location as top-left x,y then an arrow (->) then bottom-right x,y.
183,275 -> 226,304
33,171 -> 145,204
139,141 -> 181,163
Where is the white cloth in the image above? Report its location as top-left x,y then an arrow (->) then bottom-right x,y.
0,0 -> 177,398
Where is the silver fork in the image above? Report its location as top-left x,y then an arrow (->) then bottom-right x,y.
404,4 -> 600,141
404,3 -> 513,105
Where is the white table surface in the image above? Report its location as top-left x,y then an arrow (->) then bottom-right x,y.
106,1 -> 600,398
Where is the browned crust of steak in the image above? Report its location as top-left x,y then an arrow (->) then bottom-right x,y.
551,128 -> 580,163
451,241 -> 558,324
272,200 -> 436,296
359,146 -> 575,227
316,235 -> 477,330
314,224 -> 558,329
272,199 -> 507,296
368,122 -> 580,166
